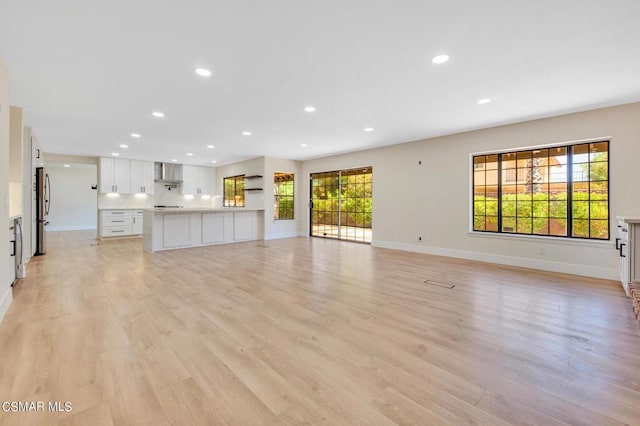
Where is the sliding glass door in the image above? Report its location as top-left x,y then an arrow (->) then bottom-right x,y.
310,166 -> 372,243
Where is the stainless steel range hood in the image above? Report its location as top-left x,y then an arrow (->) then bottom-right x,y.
154,162 -> 183,183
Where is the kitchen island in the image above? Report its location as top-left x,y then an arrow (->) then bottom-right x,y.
143,208 -> 264,253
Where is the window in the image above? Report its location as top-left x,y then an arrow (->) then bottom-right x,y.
473,140 -> 609,240
223,175 -> 245,207
274,172 -> 294,220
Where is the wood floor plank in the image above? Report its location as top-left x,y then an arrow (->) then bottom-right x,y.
0,231 -> 638,425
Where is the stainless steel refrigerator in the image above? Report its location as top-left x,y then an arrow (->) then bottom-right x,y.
35,167 -> 50,255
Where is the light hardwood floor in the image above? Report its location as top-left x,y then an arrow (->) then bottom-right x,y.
1,231 -> 639,425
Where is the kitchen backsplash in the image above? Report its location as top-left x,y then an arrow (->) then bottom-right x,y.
98,182 -> 222,209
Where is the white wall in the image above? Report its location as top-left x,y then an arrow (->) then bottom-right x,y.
300,102 -> 640,280
0,57 -> 12,321
215,157 -> 265,209
264,157 -> 303,240
46,163 -> 98,231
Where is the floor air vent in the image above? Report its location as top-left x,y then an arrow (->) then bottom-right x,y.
424,280 -> 455,289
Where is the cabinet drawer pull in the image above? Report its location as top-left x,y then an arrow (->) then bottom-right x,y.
111,220 -> 125,223
111,230 -> 125,233
619,243 -> 626,258
615,237 -> 621,250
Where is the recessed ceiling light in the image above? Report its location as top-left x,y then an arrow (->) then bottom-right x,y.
477,98 -> 491,105
211,160 -> 217,164
63,164 -> 70,168
195,68 -> 212,77
120,144 -> 129,148
112,152 -> 120,156
304,106 -> 316,112
186,153 -> 194,156
300,143 -> 308,147
207,145 -> 215,149
432,54 -> 450,64
171,159 -> 177,162
242,131 -> 252,136
364,127 -> 374,132
152,111 -> 165,118
130,133 -> 141,138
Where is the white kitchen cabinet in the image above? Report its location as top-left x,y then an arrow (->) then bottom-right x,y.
100,210 -> 133,237
616,216 -> 640,297
99,158 -> 131,194
163,214 -> 193,248
132,210 -> 144,235
130,160 -> 155,195
182,165 -> 215,196
8,221 -> 16,287
234,211 -> 258,241
202,212 -> 233,244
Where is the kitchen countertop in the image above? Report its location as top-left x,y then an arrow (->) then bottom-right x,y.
616,216 -> 640,224
144,207 -> 264,213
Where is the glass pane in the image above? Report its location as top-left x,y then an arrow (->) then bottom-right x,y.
502,201 -> 516,217
590,141 -> 608,162
533,218 -> 549,235
590,181 -> 607,200
549,218 -> 567,236
486,170 -> 498,185
516,167 -> 530,182
549,200 -> 566,218
533,201 -> 549,217
486,217 -> 498,232
517,151 -> 532,167
474,216 -> 486,231
474,171 -> 485,185
502,184 -> 517,196
485,154 -> 499,169
502,217 -> 516,233
517,219 -> 533,234
500,168 -> 513,183
532,183 -> 549,196
517,185 -> 532,199
589,162 -> 607,181
573,165 -> 589,182
485,200 -> 498,216
502,151 -> 516,164
572,144 -> 589,163
532,148 -> 549,160
590,201 -> 608,219
474,187 -> 485,197
516,200 -> 532,217
549,146 -> 567,166
572,220 -> 589,238
572,182 -> 589,201
590,220 -> 608,239
572,201 -> 589,220
550,184 -> 567,200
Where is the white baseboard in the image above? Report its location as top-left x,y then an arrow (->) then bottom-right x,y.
372,240 -> 618,281
0,287 -> 12,324
264,232 -> 300,241
47,225 -> 97,232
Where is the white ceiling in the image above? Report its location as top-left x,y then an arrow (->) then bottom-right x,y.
1,0 -> 639,167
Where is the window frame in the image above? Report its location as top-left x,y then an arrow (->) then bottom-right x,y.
223,175 -> 245,207
274,172 -> 295,220
470,138 -> 610,241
